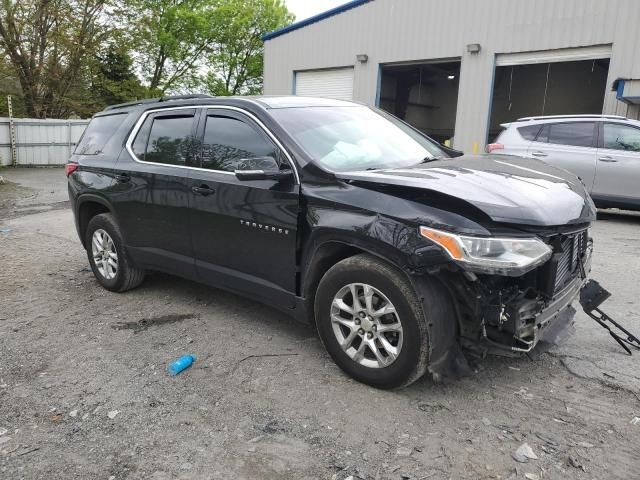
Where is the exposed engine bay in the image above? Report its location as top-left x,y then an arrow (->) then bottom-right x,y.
431,227 -> 638,374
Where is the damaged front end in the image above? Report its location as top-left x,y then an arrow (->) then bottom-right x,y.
435,226 -> 639,364
418,224 -> 591,356
468,228 -> 592,355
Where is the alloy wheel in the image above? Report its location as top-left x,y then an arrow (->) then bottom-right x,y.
91,229 -> 118,280
330,283 -> 403,369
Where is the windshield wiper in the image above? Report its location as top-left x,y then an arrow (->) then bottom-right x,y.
363,156 -> 441,171
418,156 -> 441,164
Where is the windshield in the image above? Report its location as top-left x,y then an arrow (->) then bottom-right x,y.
271,106 -> 445,172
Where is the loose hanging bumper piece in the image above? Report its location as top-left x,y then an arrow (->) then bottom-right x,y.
579,280 -> 640,355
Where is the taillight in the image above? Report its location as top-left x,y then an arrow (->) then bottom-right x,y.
65,163 -> 79,177
486,143 -> 504,153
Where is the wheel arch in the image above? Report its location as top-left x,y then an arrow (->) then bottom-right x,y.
303,237 -> 467,382
301,237 -> 416,325
76,195 -> 115,248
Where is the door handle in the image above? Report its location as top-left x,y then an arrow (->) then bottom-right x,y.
531,151 -> 548,158
191,185 -> 215,196
115,173 -> 131,183
599,156 -> 618,162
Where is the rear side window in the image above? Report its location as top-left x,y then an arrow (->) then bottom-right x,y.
131,110 -> 196,166
517,125 -> 541,141
75,113 -> 127,155
536,122 -> 594,148
201,115 -> 277,172
131,116 -> 152,159
603,123 -> 640,152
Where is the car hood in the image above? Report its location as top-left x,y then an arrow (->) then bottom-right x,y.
336,155 -> 596,226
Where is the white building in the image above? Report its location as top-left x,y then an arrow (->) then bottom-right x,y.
264,0 -> 640,152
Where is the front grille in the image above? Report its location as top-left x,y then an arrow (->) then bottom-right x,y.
536,229 -> 589,298
553,230 -> 588,293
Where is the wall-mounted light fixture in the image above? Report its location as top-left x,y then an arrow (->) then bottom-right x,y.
448,75 -> 456,80
466,43 -> 481,54
356,54 -> 369,63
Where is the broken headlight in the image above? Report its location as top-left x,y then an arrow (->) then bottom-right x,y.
420,226 -> 552,276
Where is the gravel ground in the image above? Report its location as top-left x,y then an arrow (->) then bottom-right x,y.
1,168 -> 639,480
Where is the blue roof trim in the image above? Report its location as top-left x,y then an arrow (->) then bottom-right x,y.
263,0 -> 371,41
614,78 -> 640,104
615,78 -> 626,100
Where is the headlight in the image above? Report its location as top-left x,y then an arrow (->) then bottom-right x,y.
420,226 -> 552,275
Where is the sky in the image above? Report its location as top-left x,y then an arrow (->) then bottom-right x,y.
284,0 -> 352,21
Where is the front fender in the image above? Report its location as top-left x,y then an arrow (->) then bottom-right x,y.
301,205 -> 450,280
300,211 -> 472,380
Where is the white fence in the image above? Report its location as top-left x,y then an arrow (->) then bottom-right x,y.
0,117 -> 89,166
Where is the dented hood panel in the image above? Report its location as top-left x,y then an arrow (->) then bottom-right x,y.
336,155 -> 597,226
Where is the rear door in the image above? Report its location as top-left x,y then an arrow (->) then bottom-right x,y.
592,122 -> 640,206
113,108 -> 198,277
526,121 -> 598,191
187,108 -> 300,306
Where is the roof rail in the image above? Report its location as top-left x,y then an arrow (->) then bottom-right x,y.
516,114 -> 627,122
158,94 -> 215,102
103,98 -> 160,111
104,94 -> 214,111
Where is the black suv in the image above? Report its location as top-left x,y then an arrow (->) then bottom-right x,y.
67,95 -> 596,388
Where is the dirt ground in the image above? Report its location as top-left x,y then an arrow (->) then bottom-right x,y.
1,167 -> 639,480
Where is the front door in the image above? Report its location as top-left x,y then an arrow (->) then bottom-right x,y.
112,108 -> 198,277
592,122 -> 640,207
187,108 -> 300,307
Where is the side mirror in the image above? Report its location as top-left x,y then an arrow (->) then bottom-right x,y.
233,156 -> 294,182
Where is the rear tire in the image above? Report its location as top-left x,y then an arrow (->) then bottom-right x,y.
85,213 -> 145,292
315,254 -> 443,389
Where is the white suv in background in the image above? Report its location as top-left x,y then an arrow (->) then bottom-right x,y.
488,115 -> 640,211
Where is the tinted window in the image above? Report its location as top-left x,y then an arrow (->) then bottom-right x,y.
536,124 -> 549,143
144,113 -> 195,166
132,116 -> 152,159
603,123 -> 640,152
537,122 -> 594,148
517,125 -> 541,141
75,113 -> 127,155
201,115 -> 277,171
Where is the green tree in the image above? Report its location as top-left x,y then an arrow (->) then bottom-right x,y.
129,0 -> 220,93
93,44 -> 158,108
0,55 -> 25,117
0,0 -> 113,118
204,0 -> 293,96
0,0 -> 294,119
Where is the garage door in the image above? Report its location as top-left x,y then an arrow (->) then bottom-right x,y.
489,45 -> 612,139
496,45 -> 612,66
295,68 -> 354,100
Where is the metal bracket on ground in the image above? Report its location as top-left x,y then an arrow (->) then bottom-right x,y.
579,279 -> 640,355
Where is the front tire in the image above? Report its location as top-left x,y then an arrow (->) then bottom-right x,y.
85,213 -> 145,292
315,254 -> 435,389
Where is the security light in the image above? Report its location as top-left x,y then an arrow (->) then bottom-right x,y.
466,43 -> 481,54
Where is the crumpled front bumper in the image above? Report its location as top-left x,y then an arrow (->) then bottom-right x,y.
535,275 -> 585,346
492,242 -> 593,353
